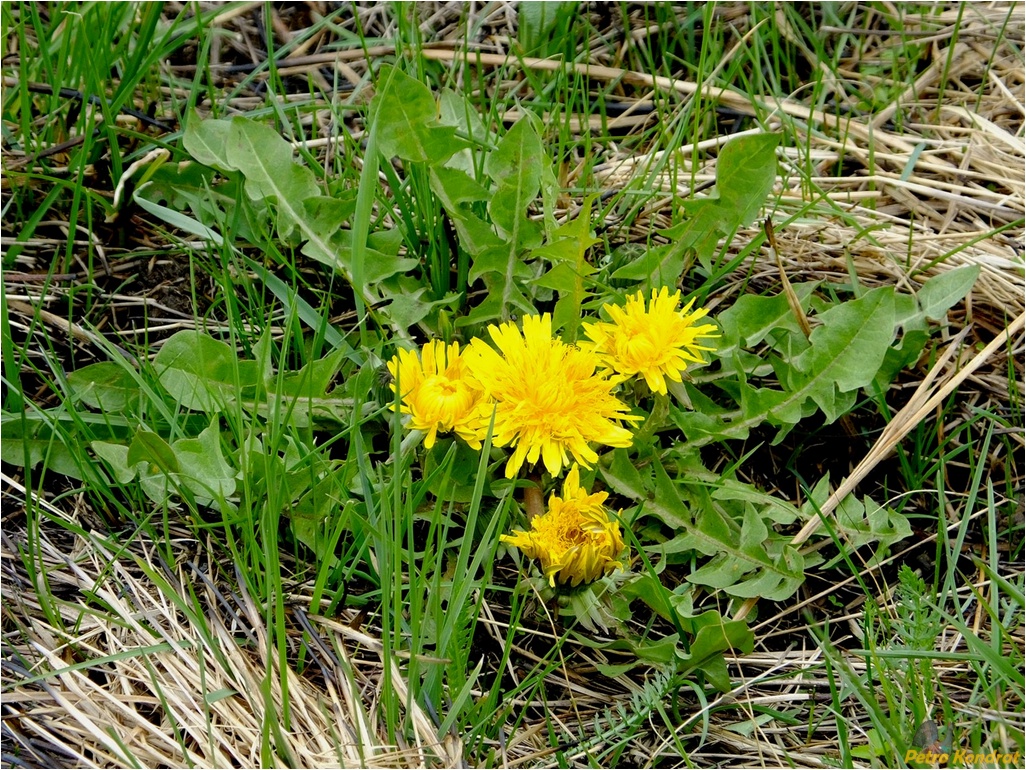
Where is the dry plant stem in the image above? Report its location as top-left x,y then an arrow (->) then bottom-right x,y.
764,217 -> 812,338
7,298 -> 138,362
733,310 -> 1026,622
384,657 -> 464,767
416,48 -> 931,158
215,45 -> 954,162
523,483 -> 545,522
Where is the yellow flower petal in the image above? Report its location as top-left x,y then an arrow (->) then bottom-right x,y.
387,340 -> 490,449
464,314 -> 639,479
501,465 -> 625,586
584,287 -> 719,395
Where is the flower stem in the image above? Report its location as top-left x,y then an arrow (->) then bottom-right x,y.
633,392 -> 670,448
523,483 -> 545,522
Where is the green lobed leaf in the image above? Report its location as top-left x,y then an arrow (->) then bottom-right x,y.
171,421 -> 236,501
0,417 -> 84,480
468,242 -> 532,284
672,406 -> 752,443
438,88 -> 493,176
605,448 -> 803,602
716,284 -> 818,354
303,194 -> 358,235
67,362 -> 141,412
867,266 -> 977,391
660,202 -> 731,274
602,579 -> 756,691
673,608 -> 756,691
486,119 -> 545,241
453,210 -> 507,261
333,228 -> 418,284
480,117 -> 546,318
892,292 -> 925,331
714,133 -> 780,230
738,380 -> 805,427
137,162 -> 266,243
485,117 -> 543,206
791,287 -> 895,421
917,264 -> 981,321
273,347 -> 347,399
182,112 -> 234,170
531,261 -> 580,294
600,449 -> 682,524
91,440 -> 139,485
615,133 -> 779,284
618,573 -> 675,623
531,195 -> 601,338
587,634 -> 682,671
381,288 -> 457,331
184,116 -> 397,300
874,328 -> 930,389
370,64 -> 437,162
723,543 -> 805,600
609,243 -> 672,283
223,118 -> 321,241
626,463 -> 807,601
429,166 -> 491,211
831,493 -> 913,551
154,330 -> 245,413
127,430 -> 180,474
712,480 -> 800,525
459,274 -> 534,326
659,506 -> 805,601
93,439 -> 171,503
711,287 -> 900,444
371,65 -> 471,165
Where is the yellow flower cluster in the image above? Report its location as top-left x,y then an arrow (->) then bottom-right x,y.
387,289 -> 716,588
389,313 -> 638,479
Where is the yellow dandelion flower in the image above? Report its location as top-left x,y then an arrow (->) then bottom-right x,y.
501,465 -> 625,587
387,340 -> 488,449
464,314 -> 638,479
583,287 -> 719,395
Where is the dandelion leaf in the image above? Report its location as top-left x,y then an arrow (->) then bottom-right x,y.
918,264 -> 980,321
715,132 -> 780,229
155,331 -> 246,413
92,441 -> 139,485
172,421 -> 236,501
68,362 -> 140,412
290,475 -> 344,565
127,430 -> 180,477
371,65 -> 471,165
0,419 -> 84,480
791,286 -> 895,422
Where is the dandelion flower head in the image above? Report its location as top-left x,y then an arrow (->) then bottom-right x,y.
464,314 -> 637,479
387,340 -> 487,449
583,287 -> 719,394
501,465 -> 625,587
